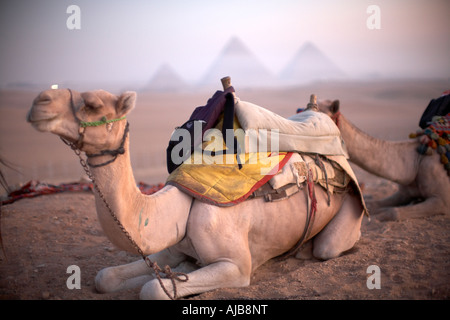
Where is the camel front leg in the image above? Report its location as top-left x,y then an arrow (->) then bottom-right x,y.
139,260 -> 250,300
375,196 -> 446,221
313,193 -> 364,260
95,247 -> 191,293
370,186 -> 414,211
141,201 -> 253,300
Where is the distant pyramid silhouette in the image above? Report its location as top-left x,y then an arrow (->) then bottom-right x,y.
280,42 -> 345,85
145,64 -> 186,92
199,37 -> 274,89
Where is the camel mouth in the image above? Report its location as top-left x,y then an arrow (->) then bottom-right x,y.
26,109 -> 58,124
27,91 -> 62,125
26,108 -> 60,133
27,99 -> 61,124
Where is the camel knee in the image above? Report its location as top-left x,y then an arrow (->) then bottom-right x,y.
312,244 -> 341,261
95,267 -> 122,293
313,230 -> 361,261
312,241 -> 352,260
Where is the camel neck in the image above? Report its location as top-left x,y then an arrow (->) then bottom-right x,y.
337,114 -> 419,184
88,137 -> 191,255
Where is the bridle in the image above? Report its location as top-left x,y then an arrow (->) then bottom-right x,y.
61,88 -> 129,168
60,89 -> 188,299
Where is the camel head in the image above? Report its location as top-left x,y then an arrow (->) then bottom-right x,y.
27,89 -> 136,155
315,99 -> 340,127
317,99 -> 340,117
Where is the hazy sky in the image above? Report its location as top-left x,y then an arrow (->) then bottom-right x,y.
0,0 -> 449,88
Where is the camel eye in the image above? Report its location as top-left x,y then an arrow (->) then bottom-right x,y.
84,101 -> 103,110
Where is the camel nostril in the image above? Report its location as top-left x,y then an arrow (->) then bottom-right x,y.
34,92 -> 52,105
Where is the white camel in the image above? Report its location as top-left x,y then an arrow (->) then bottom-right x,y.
317,99 -> 450,221
27,85 -> 364,299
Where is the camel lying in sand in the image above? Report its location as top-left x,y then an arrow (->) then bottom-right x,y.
27,85 -> 364,299
317,100 -> 450,221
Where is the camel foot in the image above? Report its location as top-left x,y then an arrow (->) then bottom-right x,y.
365,200 -> 382,214
374,199 -> 447,221
140,278 -> 173,300
373,207 -> 401,221
95,260 -> 154,293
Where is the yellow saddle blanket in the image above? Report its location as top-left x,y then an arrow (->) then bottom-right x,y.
166,151 -> 292,206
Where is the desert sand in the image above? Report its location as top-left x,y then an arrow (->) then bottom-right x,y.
0,79 -> 449,300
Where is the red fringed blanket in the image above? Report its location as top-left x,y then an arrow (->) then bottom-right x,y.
1,180 -> 164,205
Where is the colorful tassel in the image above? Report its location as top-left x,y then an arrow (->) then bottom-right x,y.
428,140 -> 437,149
424,128 -> 433,136
437,137 -> 446,146
419,135 -> 430,145
430,132 -> 439,140
412,114 -> 450,172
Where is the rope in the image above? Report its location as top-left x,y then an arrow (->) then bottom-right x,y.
80,115 -> 127,128
144,257 -> 189,300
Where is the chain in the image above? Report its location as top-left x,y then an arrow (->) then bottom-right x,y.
62,137 -> 188,300
74,147 -> 146,257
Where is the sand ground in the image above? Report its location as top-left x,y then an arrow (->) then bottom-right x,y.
0,79 -> 449,300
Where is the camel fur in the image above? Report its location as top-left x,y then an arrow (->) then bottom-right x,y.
317,99 -> 450,221
27,88 -> 364,299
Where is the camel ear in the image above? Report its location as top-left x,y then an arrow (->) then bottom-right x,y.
116,91 -> 136,116
331,100 -> 340,114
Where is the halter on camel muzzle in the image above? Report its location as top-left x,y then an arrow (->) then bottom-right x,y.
60,88 -> 129,168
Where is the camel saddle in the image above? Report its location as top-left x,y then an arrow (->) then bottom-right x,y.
165,97 -> 368,216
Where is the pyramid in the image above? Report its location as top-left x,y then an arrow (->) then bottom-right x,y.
145,64 -> 187,92
199,37 -> 275,89
280,42 -> 346,85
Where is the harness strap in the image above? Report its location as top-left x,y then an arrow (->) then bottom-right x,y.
249,183 -> 300,202
67,89 -> 85,149
222,92 -> 242,169
314,154 -> 331,206
85,122 -> 130,168
277,156 -> 317,260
